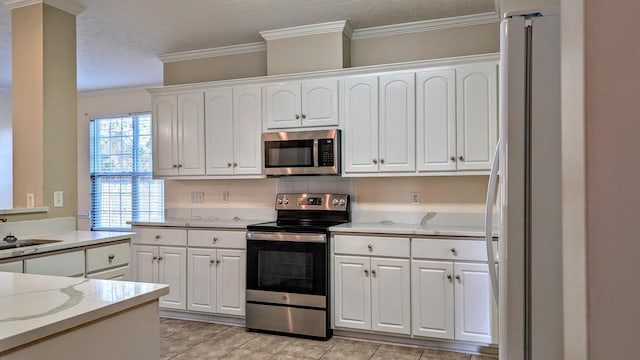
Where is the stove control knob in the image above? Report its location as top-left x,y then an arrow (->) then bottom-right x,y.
277,199 -> 283,205
338,199 -> 346,207
283,199 -> 289,205
332,199 -> 339,206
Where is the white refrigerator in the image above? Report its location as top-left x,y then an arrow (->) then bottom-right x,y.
485,9 -> 563,360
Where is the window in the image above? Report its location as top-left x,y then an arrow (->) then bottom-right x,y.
90,113 -> 164,231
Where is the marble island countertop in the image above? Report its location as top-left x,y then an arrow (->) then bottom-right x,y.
129,217 -> 271,229
0,272 -> 168,353
0,231 -> 134,261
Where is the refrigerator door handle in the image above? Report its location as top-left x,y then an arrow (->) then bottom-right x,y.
485,141 -> 500,305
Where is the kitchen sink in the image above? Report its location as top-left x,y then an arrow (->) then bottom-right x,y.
0,239 -> 62,250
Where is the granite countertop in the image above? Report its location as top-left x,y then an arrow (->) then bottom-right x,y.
0,231 -> 134,261
0,272 -> 168,353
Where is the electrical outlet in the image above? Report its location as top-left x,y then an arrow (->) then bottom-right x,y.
222,191 -> 229,203
411,192 -> 420,206
191,192 -> 204,203
54,191 -> 64,208
26,193 -> 35,208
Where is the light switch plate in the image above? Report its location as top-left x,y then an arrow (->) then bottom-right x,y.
54,191 -> 63,208
222,191 -> 229,203
27,193 -> 35,208
191,192 -> 204,203
411,192 -> 420,206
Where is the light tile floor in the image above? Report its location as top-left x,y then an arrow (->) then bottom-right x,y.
160,318 -> 498,360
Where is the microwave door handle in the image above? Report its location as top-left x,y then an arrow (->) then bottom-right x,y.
313,139 -> 319,167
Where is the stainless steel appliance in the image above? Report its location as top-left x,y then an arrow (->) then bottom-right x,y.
262,130 -> 340,176
246,193 -> 350,339
484,9 -> 562,360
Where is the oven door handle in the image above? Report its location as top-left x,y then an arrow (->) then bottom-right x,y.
246,231 -> 327,243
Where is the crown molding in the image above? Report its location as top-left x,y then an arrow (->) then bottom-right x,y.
79,83 -> 163,97
351,12 -> 500,40
158,42 -> 266,63
5,0 -> 85,15
260,20 -> 352,41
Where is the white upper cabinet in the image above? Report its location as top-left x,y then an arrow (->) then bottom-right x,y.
153,92 -> 205,176
344,73 -> 415,174
344,76 -> 379,173
417,69 -> 457,172
266,79 -> 338,129
455,63 -> 498,170
379,73 -> 416,173
205,87 -> 262,176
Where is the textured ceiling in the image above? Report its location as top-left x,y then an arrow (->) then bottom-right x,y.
0,0 -> 496,92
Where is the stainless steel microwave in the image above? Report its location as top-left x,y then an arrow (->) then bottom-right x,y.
262,129 -> 340,176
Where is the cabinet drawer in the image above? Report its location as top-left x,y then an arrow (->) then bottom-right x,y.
132,227 -> 187,246
86,266 -> 130,281
188,230 -> 245,249
25,250 -> 85,277
334,235 -> 410,257
86,242 -> 131,273
412,238 -> 496,262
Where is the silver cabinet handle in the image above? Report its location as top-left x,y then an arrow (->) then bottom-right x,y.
233,162 -> 238,167
108,254 -> 115,262
364,269 -> 369,277
372,159 -> 378,164
447,274 -> 453,281
301,114 -> 306,119
450,156 -> 456,162
367,244 -> 373,251
455,275 -> 461,280
210,259 -> 215,264
155,235 -> 161,239
458,155 -> 464,161
450,248 -> 457,254
158,256 -> 163,261
227,163 -> 232,167
152,256 -> 158,261
371,270 -> 377,277
216,259 -> 221,265
172,164 -> 178,169
213,237 -> 218,243
380,159 -> 385,164
295,114 -> 300,119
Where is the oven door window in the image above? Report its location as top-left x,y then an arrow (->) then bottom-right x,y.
247,240 -> 326,295
264,140 -> 314,168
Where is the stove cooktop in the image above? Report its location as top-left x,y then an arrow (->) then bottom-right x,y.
246,220 -> 348,233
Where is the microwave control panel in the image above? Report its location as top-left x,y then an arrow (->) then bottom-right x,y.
317,139 -> 335,167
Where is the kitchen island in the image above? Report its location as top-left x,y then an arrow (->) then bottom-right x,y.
0,272 -> 168,359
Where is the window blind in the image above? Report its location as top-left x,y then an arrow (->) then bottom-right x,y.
90,113 -> 164,231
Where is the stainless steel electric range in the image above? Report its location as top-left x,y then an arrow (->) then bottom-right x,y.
245,193 -> 350,340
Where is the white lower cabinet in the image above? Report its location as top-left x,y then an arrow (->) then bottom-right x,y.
334,255 -> 411,335
25,250 -> 85,277
411,238 -> 498,344
187,248 -> 246,316
0,260 -> 23,273
131,227 -> 188,310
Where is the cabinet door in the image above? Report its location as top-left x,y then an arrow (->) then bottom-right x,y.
379,73 -> 415,173
411,260 -> 454,339
216,249 -> 246,316
177,92 -> 206,175
131,245 -> 158,283
417,69 -> 457,172
370,257 -> 411,335
152,95 -> 179,176
266,83 -> 301,129
187,248 -> 217,313
0,260 -> 23,273
158,246 -> 187,310
205,89 -> 235,175
302,79 -> 339,127
233,87 -> 263,175
334,255 -> 371,330
344,76 -> 379,173
456,63 -> 498,170
454,262 -> 497,343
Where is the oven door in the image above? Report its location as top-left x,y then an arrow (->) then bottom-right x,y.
246,232 -> 327,299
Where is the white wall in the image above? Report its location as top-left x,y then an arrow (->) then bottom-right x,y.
0,91 -> 12,209
76,88 -> 152,230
